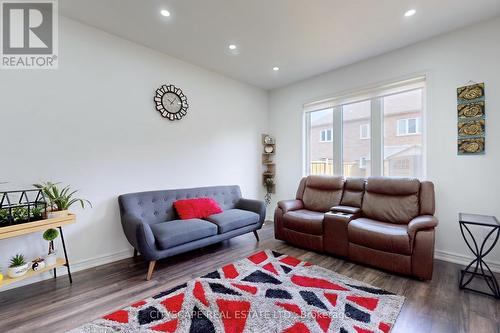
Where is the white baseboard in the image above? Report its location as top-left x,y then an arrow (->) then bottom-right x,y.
435,249 -> 500,273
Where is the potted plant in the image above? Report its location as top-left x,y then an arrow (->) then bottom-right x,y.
11,206 -> 29,224
43,228 -> 59,266
33,182 -> 92,218
0,209 -> 9,226
7,254 -> 30,278
30,205 -> 44,221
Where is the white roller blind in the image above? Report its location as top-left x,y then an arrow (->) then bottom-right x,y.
304,76 -> 426,113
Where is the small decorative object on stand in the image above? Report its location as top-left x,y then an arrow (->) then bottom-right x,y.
154,84 -> 189,121
43,228 -> 60,266
7,253 -> 29,279
262,134 -> 276,206
457,82 -> 485,155
31,258 -> 46,271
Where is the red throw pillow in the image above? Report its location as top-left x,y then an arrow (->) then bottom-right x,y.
173,198 -> 223,220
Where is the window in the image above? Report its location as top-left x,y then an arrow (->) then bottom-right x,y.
320,129 -> 333,142
343,100 -> 371,177
304,77 -> 425,178
397,118 -> 420,136
306,108 -> 334,175
359,124 -> 370,139
383,90 -> 423,178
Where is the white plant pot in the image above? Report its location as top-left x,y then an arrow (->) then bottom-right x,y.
7,263 -> 29,278
45,253 -> 57,266
47,210 -> 69,219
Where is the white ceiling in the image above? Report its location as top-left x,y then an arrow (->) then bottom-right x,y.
59,0 -> 500,90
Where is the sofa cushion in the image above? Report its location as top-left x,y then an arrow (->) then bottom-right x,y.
348,218 -> 412,255
340,177 -> 365,207
302,176 -> 344,212
173,197 -> 222,219
150,219 -> 217,250
362,177 -> 420,224
206,209 -> 259,233
283,209 -> 324,235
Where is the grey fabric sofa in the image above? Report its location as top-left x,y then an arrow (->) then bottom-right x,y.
118,185 -> 266,280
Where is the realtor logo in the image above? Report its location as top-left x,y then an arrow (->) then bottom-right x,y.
1,0 -> 58,69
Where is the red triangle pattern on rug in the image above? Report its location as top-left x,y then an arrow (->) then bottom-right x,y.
216,299 -> 251,333
346,295 -> 379,311
231,283 -> 258,295
193,281 -> 209,306
103,310 -> 129,324
262,262 -> 279,275
161,293 -> 184,314
75,250 -> 404,333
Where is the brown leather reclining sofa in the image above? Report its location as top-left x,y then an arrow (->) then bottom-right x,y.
274,176 -> 438,280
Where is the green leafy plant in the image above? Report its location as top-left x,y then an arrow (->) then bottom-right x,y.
0,209 -> 9,225
43,228 -> 59,254
33,182 -> 92,212
11,207 -> 29,223
31,205 -> 44,221
9,254 -> 26,268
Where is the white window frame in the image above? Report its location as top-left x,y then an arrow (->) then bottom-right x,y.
397,117 -> 420,136
359,124 -> 370,139
319,129 -> 333,142
303,76 -> 426,178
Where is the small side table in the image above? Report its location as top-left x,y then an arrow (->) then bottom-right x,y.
458,213 -> 500,298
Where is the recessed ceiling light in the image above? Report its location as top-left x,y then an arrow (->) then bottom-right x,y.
404,9 -> 416,17
160,9 -> 171,17
228,44 -> 237,50
273,67 -> 280,71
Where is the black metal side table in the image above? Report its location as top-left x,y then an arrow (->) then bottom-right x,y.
458,213 -> 500,298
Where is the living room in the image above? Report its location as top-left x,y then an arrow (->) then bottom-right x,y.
0,1 -> 499,332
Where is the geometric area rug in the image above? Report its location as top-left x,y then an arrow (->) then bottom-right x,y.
68,250 -> 404,333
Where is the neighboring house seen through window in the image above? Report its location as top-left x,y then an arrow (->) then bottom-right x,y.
397,118 -> 420,136
320,129 -> 333,142
304,77 -> 425,178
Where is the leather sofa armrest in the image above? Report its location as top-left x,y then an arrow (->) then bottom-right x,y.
331,205 -> 361,215
408,215 -> 438,238
277,199 -> 304,214
236,198 -> 266,225
121,214 -> 158,260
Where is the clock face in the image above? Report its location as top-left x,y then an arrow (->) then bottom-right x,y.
162,92 -> 182,114
154,84 -> 189,121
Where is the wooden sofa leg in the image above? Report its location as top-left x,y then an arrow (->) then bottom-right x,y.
253,230 -> 260,241
146,261 -> 156,281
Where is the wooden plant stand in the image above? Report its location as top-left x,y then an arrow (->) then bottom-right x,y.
0,214 -> 75,288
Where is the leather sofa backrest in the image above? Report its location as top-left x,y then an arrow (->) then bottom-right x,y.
302,175 -> 344,212
118,185 -> 242,224
340,177 -> 365,207
362,177 -> 420,224
420,181 -> 435,215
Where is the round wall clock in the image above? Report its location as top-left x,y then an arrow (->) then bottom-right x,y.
154,84 -> 189,121
264,145 -> 274,154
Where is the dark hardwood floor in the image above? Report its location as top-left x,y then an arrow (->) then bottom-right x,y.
0,222 -> 498,333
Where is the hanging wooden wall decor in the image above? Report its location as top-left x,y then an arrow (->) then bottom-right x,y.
262,134 -> 276,206
457,82 -> 485,155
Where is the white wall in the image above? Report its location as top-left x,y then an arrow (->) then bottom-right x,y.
0,17 -> 268,287
269,17 -> 500,270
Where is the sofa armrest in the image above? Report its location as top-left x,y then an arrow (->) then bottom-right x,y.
277,200 -> 304,214
236,198 -> 266,225
408,215 -> 438,238
121,214 -> 157,260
